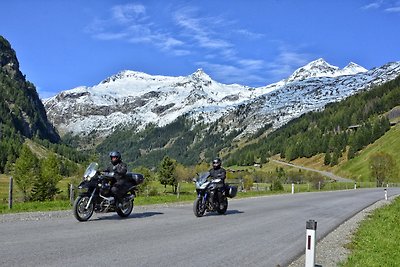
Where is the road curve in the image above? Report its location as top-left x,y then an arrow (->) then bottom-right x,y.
272,159 -> 354,182
1,188 -> 398,267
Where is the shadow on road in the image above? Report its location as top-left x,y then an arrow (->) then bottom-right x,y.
205,209 -> 244,217
131,212 -> 164,219
94,211 -> 164,221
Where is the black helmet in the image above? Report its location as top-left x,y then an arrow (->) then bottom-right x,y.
212,157 -> 222,169
109,151 -> 121,165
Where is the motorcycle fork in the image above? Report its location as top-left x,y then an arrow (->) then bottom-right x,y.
85,188 -> 97,210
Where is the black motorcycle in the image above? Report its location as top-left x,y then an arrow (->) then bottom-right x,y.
73,162 -> 144,222
193,171 -> 237,217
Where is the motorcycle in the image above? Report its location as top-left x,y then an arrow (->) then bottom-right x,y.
73,162 -> 144,222
193,171 -> 237,217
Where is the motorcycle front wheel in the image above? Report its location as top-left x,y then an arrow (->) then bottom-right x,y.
193,197 -> 206,217
73,196 -> 94,222
116,200 -> 133,217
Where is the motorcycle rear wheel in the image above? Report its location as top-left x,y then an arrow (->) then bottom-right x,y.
217,198 -> 228,214
73,196 -> 94,222
116,200 -> 134,217
193,197 -> 206,217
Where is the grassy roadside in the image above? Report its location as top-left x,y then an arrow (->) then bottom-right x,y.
340,196 -> 400,266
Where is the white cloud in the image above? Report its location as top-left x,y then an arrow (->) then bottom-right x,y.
196,61 -> 266,85
265,45 -> 311,80
173,7 -> 233,50
238,59 -> 264,70
111,4 -> 146,24
87,3 -> 186,55
361,0 -> 400,12
94,32 -> 129,41
361,2 -> 382,10
235,29 -> 264,39
385,6 -> 400,12
86,3 -> 295,86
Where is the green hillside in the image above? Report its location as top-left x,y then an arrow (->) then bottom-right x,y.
336,123 -> 400,182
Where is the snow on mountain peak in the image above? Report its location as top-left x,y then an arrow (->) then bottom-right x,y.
286,58 -> 367,83
343,62 -> 368,74
190,68 -> 212,83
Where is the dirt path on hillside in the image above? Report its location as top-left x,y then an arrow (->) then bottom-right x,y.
272,159 -> 354,182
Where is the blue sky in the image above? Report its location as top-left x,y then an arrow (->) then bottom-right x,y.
1,0 -> 400,99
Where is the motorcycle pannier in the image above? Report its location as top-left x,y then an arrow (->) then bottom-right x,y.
126,173 -> 145,185
226,185 -> 237,198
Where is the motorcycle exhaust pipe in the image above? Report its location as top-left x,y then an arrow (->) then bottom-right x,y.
99,192 -> 114,203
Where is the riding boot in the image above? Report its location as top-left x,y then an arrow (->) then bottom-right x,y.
209,191 -> 215,206
217,191 -> 224,209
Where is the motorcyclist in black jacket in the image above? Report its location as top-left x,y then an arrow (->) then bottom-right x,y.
208,157 -> 226,207
103,151 -> 132,207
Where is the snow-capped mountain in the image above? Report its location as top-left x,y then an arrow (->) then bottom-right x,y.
44,68 -> 264,136
284,58 -> 367,83
221,61 -> 400,139
44,59 -> 400,141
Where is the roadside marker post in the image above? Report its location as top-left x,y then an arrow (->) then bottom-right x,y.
291,183 -> 295,194
384,189 -> 388,201
305,219 -> 317,267
354,182 -> 357,189
9,176 -> 13,209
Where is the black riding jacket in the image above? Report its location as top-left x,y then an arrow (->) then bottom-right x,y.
104,161 -> 128,181
209,167 -> 226,183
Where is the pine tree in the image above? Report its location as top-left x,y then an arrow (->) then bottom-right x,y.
32,154 -> 62,201
12,144 -> 39,201
158,156 -> 177,192
324,151 -> 331,165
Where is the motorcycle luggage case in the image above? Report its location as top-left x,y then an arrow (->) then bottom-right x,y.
126,173 -> 144,185
226,185 -> 237,198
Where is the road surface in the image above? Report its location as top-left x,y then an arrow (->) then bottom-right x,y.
1,188 -> 398,267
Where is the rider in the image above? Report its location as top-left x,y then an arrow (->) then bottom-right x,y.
208,157 -> 226,207
103,151 -> 131,207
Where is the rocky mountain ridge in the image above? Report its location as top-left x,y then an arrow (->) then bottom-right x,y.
43,58 -> 396,142
0,35 -> 59,143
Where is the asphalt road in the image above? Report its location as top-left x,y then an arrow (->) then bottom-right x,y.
1,188 -> 399,267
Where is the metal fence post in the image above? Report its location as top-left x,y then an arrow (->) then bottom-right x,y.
9,176 -> 13,209
69,184 -> 75,205
305,219 -> 317,267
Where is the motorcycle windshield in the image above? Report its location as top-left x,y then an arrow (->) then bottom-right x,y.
196,171 -> 210,186
83,162 -> 99,180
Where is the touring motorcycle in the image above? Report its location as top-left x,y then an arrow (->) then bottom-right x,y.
193,171 -> 237,217
73,162 -> 144,222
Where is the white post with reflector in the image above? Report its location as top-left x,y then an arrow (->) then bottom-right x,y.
305,219 -> 317,267
291,183 -> 295,194
384,188 -> 388,200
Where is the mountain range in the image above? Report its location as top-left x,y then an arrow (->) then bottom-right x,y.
44,58 -> 400,145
